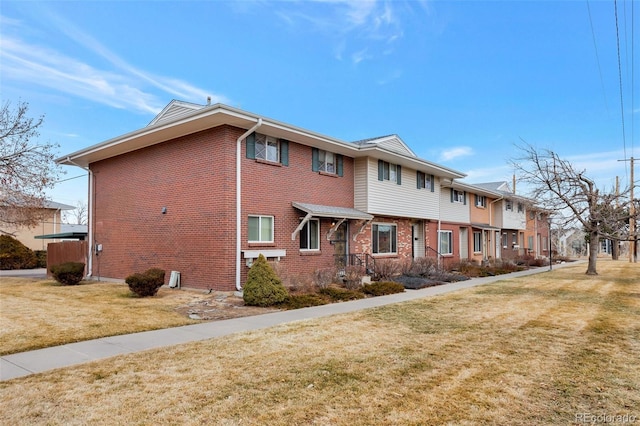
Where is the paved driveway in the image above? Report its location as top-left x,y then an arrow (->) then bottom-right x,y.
0,269 -> 48,279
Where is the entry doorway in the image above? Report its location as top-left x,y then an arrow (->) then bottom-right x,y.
412,222 -> 425,259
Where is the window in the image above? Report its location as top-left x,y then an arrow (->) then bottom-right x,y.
378,160 -> 401,184
439,230 -> 453,255
417,172 -> 434,191
542,236 -> 548,251
300,219 -> 319,250
475,195 -> 486,208
372,223 -> 397,254
517,202 -> 524,213
452,189 -> 466,204
502,232 -> 508,248
473,231 -> 482,253
248,215 -> 274,243
528,236 -> 534,249
505,200 -> 513,211
529,211 -> 535,220
255,134 -> 279,162
246,132 -> 289,165
312,148 -> 343,176
319,150 -> 335,173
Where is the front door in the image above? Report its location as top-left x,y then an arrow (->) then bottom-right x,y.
460,227 -> 469,259
412,222 -> 425,258
333,221 -> 348,267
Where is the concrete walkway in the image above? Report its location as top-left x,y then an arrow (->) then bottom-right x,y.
0,263 -> 579,381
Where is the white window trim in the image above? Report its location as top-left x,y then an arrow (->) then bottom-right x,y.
318,150 -> 336,174
473,231 -> 482,253
300,218 -> 320,251
248,215 -> 274,243
255,134 -> 279,162
372,222 -> 397,255
453,190 -> 464,204
475,195 -> 486,208
439,230 -> 453,255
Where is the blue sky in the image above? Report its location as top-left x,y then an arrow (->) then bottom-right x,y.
1,0 -> 638,208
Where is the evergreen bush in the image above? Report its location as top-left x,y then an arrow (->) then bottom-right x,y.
50,262 -> 85,285
318,286 -> 365,301
0,235 -> 38,270
361,281 -> 405,296
126,268 -> 166,297
243,254 -> 288,307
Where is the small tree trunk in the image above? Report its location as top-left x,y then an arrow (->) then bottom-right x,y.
586,228 -> 599,275
611,239 -> 619,260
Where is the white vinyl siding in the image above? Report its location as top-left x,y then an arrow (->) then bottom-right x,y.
354,157 -> 440,219
439,188 -> 470,224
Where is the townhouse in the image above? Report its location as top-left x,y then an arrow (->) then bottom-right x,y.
58,100 -> 549,291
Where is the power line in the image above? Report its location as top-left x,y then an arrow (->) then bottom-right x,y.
54,173 -> 87,184
586,0 -> 610,116
614,0 -> 627,164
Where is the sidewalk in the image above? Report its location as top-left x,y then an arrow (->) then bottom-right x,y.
0,263 -> 579,381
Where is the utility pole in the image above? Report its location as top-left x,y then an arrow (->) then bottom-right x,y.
631,157 -> 636,263
618,157 -> 636,262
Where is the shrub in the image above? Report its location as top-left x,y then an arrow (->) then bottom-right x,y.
392,275 -> 443,290
243,254 -> 288,307
34,250 -> 47,268
126,268 -> 165,297
319,286 -> 365,301
372,259 -> 401,280
312,267 -> 336,289
342,265 -> 365,289
50,262 -> 85,285
0,235 -> 37,270
279,293 -> 330,309
361,281 -> 405,296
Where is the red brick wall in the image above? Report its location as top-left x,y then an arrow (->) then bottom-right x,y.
241,134 -> 355,286
90,125 -> 356,290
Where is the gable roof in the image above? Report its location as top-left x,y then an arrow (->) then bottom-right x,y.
352,134 -> 417,158
57,101 -> 465,180
147,100 -> 204,127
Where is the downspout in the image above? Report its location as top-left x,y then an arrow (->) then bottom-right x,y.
236,118 -> 263,292
66,157 -> 93,278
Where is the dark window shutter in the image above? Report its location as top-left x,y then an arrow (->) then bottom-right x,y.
378,160 -> 384,181
246,132 -> 255,159
463,191 -> 467,205
312,148 -> 319,172
336,154 -> 343,177
417,171 -> 422,189
475,194 -> 478,206
430,175 -> 435,192
450,188 -> 454,203
280,140 -> 289,166
396,165 -> 402,185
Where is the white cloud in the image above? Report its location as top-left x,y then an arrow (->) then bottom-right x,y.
439,146 -> 474,161
276,0 -> 406,64
0,12 -> 228,115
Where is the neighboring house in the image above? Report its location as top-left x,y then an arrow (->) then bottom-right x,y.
1,201 -> 74,251
472,182 -> 533,260
57,100 -> 549,291
524,206 -> 551,258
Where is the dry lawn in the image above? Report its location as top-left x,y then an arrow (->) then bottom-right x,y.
0,278 -> 272,355
1,260 -> 639,425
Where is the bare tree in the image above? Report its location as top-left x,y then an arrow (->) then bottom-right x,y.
512,143 -> 634,275
0,100 -> 61,233
62,201 -> 88,225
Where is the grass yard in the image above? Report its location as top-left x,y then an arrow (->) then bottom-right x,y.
0,278 -> 206,355
1,260 -> 639,425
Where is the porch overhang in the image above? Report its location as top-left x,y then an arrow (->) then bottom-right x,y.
291,202 -> 373,240
471,223 -> 501,231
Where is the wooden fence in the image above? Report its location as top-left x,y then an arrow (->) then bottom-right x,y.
46,241 -> 89,277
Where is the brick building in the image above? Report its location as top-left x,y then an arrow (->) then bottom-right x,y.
58,100 -> 549,290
